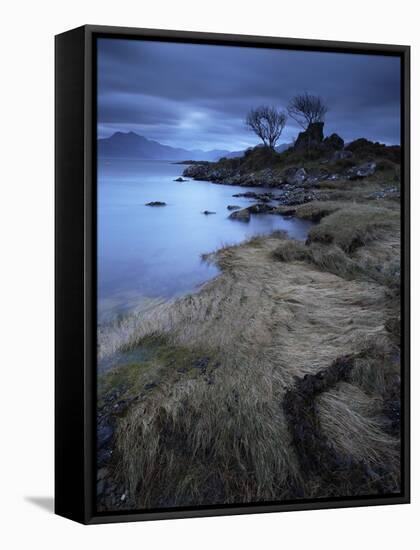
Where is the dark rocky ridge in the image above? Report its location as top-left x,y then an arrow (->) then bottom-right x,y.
182,130 -> 400,192
294,122 -> 344,152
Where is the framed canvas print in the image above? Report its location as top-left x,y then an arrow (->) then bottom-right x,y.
55,25 -> 410,524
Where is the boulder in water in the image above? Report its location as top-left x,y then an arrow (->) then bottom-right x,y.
229,208 -> 251,222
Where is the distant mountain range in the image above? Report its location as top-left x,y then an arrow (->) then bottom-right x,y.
98,132 -> 230,161
98,131 -> 292,161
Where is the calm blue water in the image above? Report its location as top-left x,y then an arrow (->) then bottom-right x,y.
98,159 -> 311,323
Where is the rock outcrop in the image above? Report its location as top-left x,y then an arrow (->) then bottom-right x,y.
294,123 -> 344,153
294,122 -> 325,151
345,138 -> 401,163
323,133 -> 344,151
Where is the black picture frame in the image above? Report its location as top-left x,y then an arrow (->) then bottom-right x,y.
55,24 -> 410,525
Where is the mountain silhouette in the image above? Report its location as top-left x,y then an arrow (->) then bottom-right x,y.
98,132 -> 231,161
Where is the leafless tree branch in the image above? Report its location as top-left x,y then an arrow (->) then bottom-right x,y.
245,106 -> 287,149
287,92 -> 328,130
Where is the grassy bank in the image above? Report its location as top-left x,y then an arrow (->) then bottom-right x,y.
97,176 -> 401,510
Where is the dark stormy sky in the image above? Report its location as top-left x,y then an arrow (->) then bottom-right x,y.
98,38 -> 401,151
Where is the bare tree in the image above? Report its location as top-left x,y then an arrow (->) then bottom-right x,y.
287,92 -> 328,130
245,106 -> 287,149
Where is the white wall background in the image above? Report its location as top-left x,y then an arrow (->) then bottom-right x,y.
0,0 -> 417,548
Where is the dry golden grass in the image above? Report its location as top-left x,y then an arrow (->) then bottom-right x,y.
307,204 -> 399,253
275,200 -> 348,221
98,193 -> 401,509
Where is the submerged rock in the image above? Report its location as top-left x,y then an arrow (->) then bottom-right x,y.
247,203 -> 275,214
145,201 -> 166,206
228,201 -> 276,220
229,208 -> 251,222
232,191 -> 275,201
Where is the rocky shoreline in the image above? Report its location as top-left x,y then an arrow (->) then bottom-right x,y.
183,158 -> 377,189
182,133 -> 400,220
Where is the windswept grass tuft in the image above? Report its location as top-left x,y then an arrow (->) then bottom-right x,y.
307,204 -> 399,253
277,201 -> 350,222
272,240 -> 363,280
273,201 -> 400,292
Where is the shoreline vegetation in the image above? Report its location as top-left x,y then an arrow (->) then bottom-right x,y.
97,126 -> 401,512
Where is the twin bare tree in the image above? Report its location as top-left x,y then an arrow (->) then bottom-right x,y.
287,92 -> 328,129
245,106 -> 287,150
246,92 -> 328,149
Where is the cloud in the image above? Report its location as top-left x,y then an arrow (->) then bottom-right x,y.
98,38 -> 401,149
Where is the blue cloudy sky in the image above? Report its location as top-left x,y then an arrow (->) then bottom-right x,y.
97,38 -> 401,151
